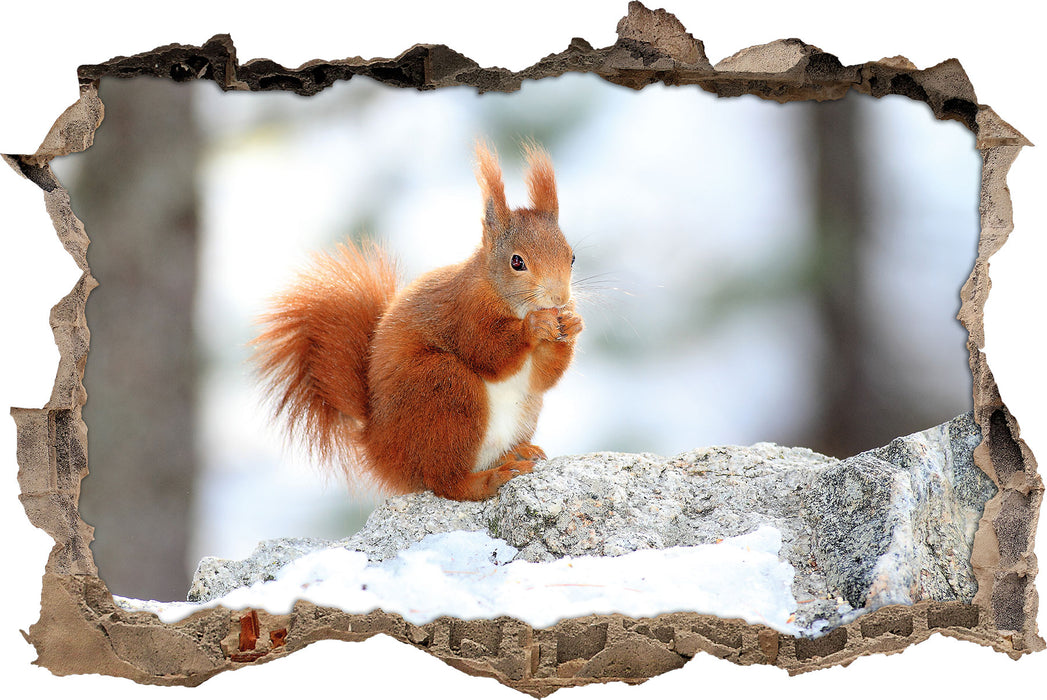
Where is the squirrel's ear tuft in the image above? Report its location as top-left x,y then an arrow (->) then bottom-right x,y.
523,141 -> 558,218
475,140 -> 511,241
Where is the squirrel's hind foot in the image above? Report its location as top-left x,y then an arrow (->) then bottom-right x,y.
503,443 -> 547,463
433,460 -> 533,501
430,446 -> 542,501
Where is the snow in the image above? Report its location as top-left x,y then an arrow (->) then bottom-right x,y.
115,525 -> 803,635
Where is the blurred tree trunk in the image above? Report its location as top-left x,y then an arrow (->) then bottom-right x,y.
70,77 -> 200,600
804,96 -> 878,458
803,95 -> 966,457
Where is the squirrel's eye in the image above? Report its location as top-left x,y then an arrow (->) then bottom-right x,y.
510,254 -> 527,271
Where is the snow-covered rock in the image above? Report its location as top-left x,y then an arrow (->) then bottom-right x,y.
171,412 -> 993,636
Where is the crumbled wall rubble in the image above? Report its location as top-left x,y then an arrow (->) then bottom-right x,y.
6,1 -> 1042,692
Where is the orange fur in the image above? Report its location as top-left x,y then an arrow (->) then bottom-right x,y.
523,141 -> 558,216
251,241 -> 398,476
475,141 -> 511,241
252,143 -> 582,501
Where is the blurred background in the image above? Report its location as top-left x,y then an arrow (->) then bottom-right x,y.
52,72 -> 980,601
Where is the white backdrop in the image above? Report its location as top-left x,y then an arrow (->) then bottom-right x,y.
2,1 -> 1044,697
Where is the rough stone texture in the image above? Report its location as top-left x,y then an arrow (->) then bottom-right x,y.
26,572 -> 1017,695
8,1 -> 1043,693
187,413 -> 995,636
187,538 -> 334,604
811,413 -> 995,611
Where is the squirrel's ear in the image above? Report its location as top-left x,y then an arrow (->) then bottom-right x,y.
523,142 -> 558,218
475,140 -> 511,242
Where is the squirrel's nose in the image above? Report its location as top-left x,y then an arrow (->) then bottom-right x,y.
548,284 -> 570,308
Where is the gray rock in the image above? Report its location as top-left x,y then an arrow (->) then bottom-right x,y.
811,411 -> 994,610
186,537 -> 331,603
187,412 -> 996,636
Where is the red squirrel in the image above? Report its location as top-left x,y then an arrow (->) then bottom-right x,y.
252,141 -> 582,501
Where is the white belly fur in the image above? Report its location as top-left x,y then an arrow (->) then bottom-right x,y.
475,356 -> 538,471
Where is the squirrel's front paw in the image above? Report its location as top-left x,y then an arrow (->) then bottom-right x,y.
556,310 -> 583,341
526,308 -> 563,342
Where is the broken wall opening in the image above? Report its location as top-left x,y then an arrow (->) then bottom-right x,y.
7,2 -> 1043,693
53,71 -> 980,601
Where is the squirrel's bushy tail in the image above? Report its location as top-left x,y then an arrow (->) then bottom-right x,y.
251,240 -> 398,472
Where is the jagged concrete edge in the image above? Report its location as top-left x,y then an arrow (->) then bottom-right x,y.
6,0 -> 1042,692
